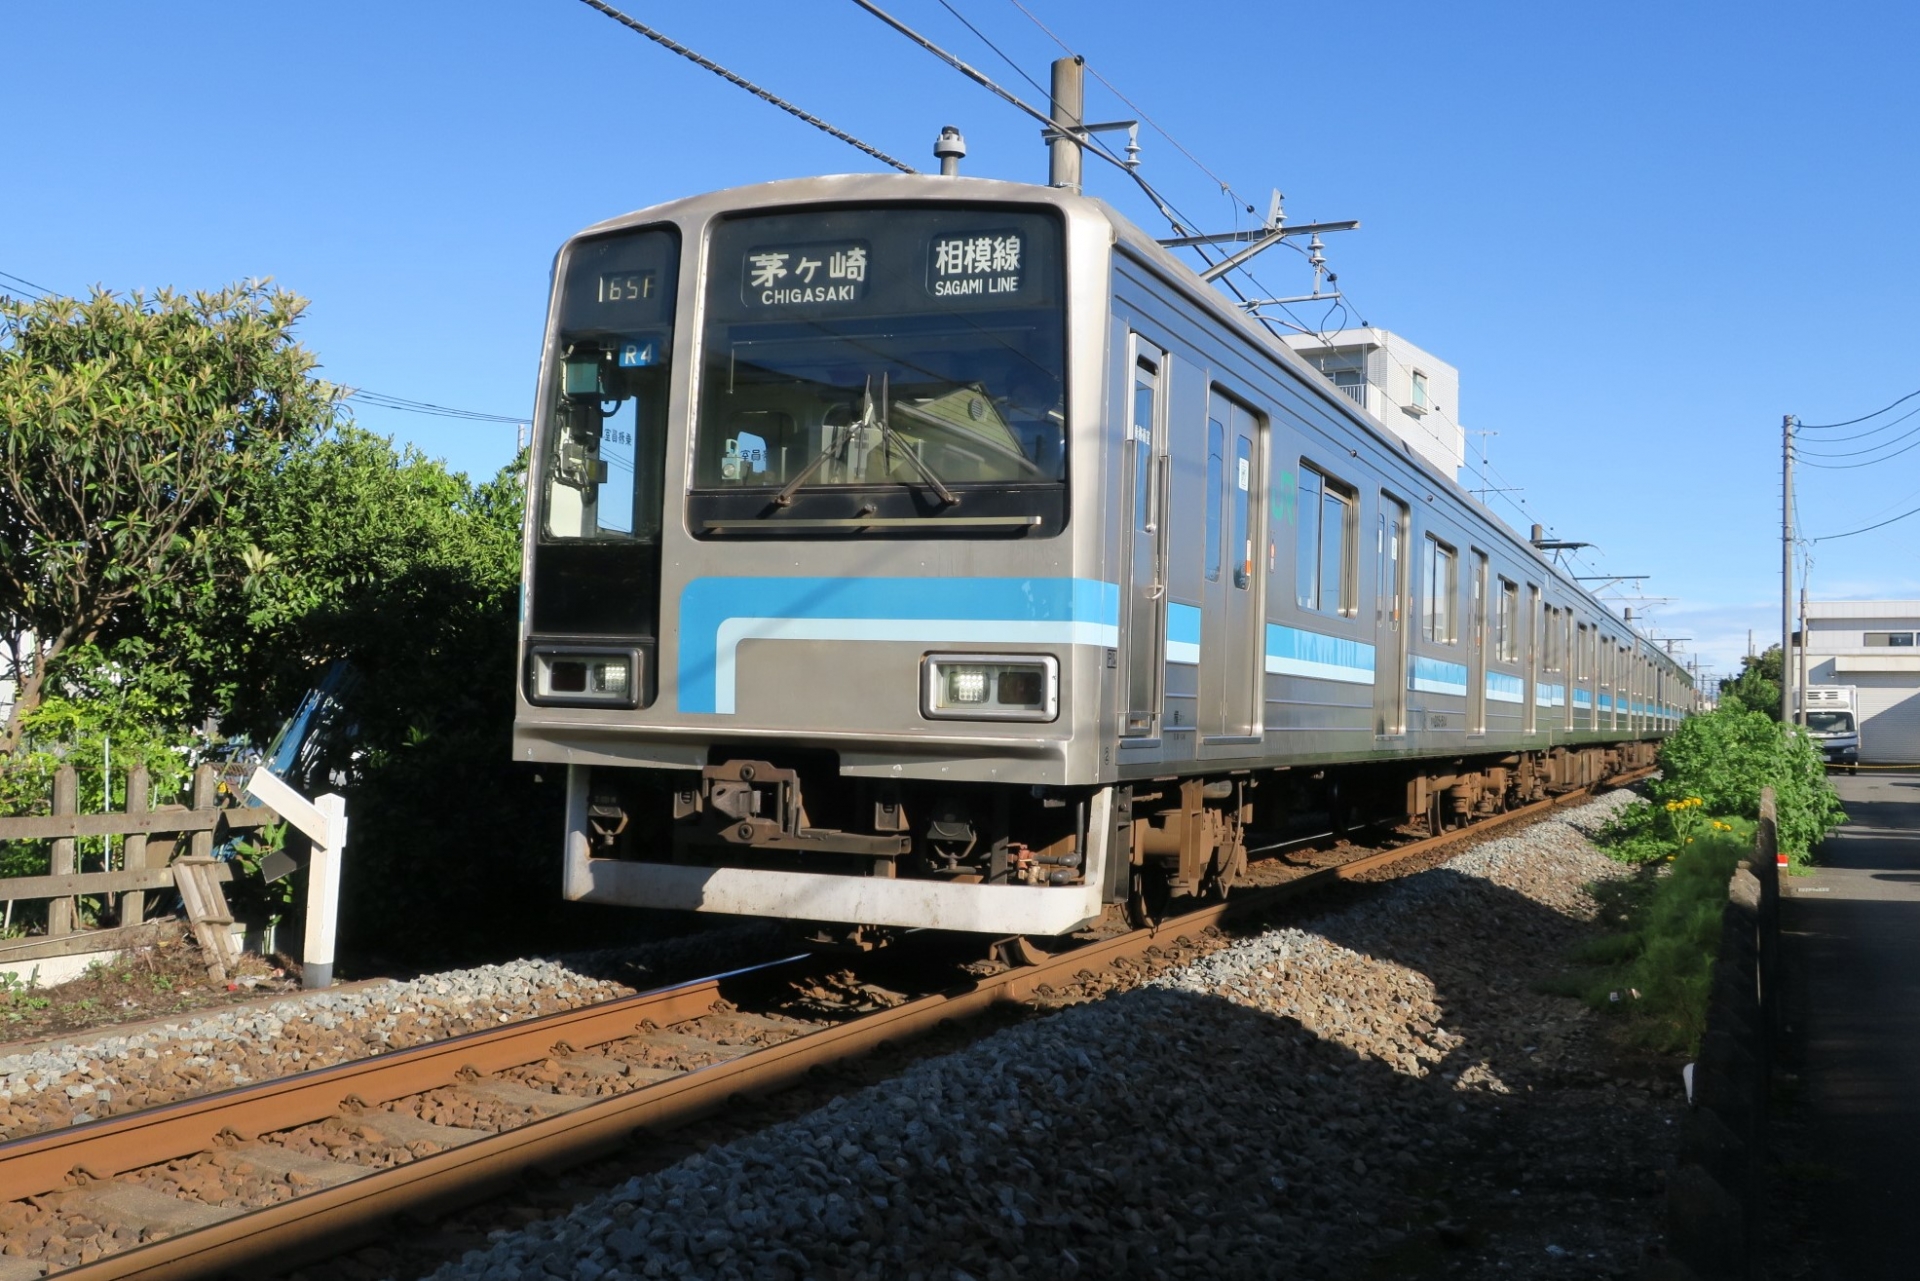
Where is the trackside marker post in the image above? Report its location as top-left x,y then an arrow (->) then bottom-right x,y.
244,768 -> 350,989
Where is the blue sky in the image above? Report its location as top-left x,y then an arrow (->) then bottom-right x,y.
7,0 -> 1919,684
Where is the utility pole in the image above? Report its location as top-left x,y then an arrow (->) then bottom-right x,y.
1798,584 -> 1810,726
1781,414 -> 1795,724
1048,57 -> 1083,192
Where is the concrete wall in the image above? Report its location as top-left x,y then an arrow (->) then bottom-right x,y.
1803,601 -> 1920,763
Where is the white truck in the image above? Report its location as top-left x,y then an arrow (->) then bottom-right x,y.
1800,685 -> 1860,773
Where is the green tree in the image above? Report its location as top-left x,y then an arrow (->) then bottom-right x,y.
0,284 -> 339,751
1717,645 -> 1783,720
170,427 -> 558,964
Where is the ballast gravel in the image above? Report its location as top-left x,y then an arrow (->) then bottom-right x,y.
414,790 -> 1676,1281
0,925 -> 792,1142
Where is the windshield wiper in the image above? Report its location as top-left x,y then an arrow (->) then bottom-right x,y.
772,374 -> 958,509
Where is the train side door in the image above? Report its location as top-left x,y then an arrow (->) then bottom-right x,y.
1469,549 -> 1488,734
1200,390 -> 1264,740
1122,340 -> 1169,737
1524,584 -> 1541,733
1374,493 -> 1410,737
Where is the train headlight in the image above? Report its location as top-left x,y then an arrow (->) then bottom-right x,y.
923,654 -> 1058,722
527,647 -> 643,709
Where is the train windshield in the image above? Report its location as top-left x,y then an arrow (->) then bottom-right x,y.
691,205 -> 1066,535
541,225 -> 679,543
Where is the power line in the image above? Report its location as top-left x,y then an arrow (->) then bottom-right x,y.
1799,429 -> 1920,470
1810,501 -> 1920,543
347,389 -> 525,424
1796,403 -> 1920,457
0,269 -> 50,299
575,0 -> 916,174
1798,387 -> 1920,430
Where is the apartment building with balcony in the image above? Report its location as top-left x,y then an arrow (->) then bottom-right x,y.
1798,599 -> 1920,762
1281,328 -> 1465,480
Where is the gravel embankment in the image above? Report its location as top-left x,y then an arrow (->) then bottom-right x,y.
0,925 -> 791,1141
416,790 -> 1675,1281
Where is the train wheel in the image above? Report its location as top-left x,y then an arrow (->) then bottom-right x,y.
990,935 -> 1049,968
1127,865 -> 1169,928
1200,830 -> 1247,902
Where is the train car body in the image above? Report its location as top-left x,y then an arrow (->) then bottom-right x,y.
513,173 -> 1690,937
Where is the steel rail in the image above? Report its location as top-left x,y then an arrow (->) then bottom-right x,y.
0,963 -> 797,1204
29,769 -> 1647,1281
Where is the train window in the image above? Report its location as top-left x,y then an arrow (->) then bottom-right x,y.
1495,578 -> 1519,661
541,224 -> 679,543
1133,360 -> 1156,532
1232,434 -> 1253,589
688,204 -> 1066,533
1205,415 -> 1225,582
1422,535 -> 1457,643
1296,463 -> 1356,615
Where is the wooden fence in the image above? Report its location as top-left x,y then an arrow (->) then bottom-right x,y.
0,762 -> 280,976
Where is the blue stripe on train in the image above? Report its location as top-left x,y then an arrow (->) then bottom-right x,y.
1409,654 -> 1469,696
1166,602 -> 1202,665
1265,625 -> 1375,685
677,576 -> 1122,714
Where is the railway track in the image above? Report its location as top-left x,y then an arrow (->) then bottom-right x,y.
0,770 -> 1648,1281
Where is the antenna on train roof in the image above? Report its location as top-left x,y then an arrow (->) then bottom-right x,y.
934,125 -> 967,176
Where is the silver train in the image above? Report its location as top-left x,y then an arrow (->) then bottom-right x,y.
513,172 -> 1690,938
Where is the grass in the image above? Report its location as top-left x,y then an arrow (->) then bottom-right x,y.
0,922 -> 296,1041
1550,812 -> 1756,1057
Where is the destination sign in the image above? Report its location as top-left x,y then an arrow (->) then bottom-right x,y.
927,231 -> 1024,299
741,241 -> 869,308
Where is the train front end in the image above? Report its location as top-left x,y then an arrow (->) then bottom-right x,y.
513,176 -> 1122,939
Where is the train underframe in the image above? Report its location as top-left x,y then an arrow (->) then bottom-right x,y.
579,738 -> 1658,940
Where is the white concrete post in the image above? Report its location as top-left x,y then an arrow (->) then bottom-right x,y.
244,768 -> 349,989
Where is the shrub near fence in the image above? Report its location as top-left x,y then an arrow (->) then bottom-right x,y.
0,762 -> 277,978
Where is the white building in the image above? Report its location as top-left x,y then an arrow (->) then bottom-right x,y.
1799,600 -> 1920,763
1282,328 -> 1465,480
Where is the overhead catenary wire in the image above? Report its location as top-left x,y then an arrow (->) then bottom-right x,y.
849,0 -> 1339,357
575,0 -> 917,174
1002,0 -> 1252,210
934,0 -> 1053,102
862,2 -> 1553,546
